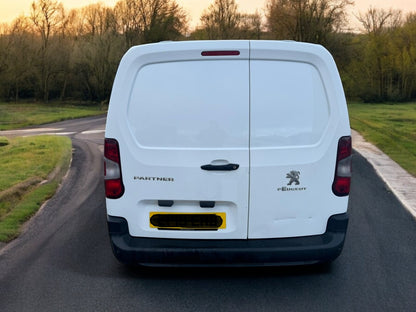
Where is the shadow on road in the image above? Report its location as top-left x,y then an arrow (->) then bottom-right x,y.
117,262 -> 333,280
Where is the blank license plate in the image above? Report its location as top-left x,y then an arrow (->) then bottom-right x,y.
149,212 -> 226,230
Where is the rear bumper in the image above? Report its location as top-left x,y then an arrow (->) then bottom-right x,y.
107,213 -> 348,267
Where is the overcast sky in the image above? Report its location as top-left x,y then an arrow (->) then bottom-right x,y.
1,0 -> 416,29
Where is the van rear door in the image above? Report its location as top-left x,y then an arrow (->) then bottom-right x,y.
248,41 -> 347,239
113,41 -> 250,240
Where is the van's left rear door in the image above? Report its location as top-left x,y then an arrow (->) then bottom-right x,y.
108,41 -> 250,239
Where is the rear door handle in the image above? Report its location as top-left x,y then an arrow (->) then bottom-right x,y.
201,164 -> 239,171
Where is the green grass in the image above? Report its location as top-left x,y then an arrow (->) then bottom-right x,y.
0,135 -> 72,242
0,136 -> 8,146
0,182 -> 59,242
0,101 -> 102,242
348,102 -> 416,177
0,102 -> 106,130
0,136 -> 71,191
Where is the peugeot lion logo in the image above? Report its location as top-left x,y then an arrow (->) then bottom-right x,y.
277,170 -> 307,192
286,170 -> 300,185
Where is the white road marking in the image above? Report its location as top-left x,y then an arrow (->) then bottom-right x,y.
0,128 -> 63,136
81,130 -> 105,134
44,132 -> 76,136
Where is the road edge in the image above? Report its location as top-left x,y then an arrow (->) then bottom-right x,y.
0,140 -> 73,252
352,129 -> 416,219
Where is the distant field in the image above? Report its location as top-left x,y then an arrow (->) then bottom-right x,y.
348,102 -> 416,177
0,102 -> 106,130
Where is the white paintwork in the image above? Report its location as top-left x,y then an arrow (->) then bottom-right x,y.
105,40 -> 350,240
107,41 -> 250,239
248,41 -> 350,238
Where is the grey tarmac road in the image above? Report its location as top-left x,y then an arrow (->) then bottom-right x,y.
0,116 -> 416,312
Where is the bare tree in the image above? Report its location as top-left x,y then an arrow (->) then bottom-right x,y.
8,17 -> 37,102
30,0 -> 63,50
30,0 -> 64,102
239,11 -> 263,39
0,24 -> 10,77
114,0 -> 142,46
355,7 -> 403,101
114,0 -> 188,46
200,0 -> 241,39
70,4 -> 122,101
0,17 -> 36,101
80,3 -> 117,37
357,7 -> 402,35
266,0 -> 353,43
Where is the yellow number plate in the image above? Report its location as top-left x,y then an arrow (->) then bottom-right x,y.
149,212 -> 226,230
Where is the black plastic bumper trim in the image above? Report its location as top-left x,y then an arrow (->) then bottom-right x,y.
107,213 -> 348,267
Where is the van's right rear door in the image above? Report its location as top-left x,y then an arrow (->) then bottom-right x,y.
248,41 -> 348,239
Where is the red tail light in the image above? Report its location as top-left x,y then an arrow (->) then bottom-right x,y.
332,136 -> 352,197
104,138 -> 124,199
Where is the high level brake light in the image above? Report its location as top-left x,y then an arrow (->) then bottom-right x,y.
104,138 -> 124,199
201,50 -> 240,56
332,136 -> 352,197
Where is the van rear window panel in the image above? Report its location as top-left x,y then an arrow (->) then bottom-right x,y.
128,58 -> 329,150
127,60 -> 249,149
250,60 -> 330,148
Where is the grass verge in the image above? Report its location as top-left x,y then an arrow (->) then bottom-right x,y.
0,135 -> 72,242
0,102 -> 106,130
348,102 -> 416,177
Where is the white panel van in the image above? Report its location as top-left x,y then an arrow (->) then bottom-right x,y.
104,40 -> 351,266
